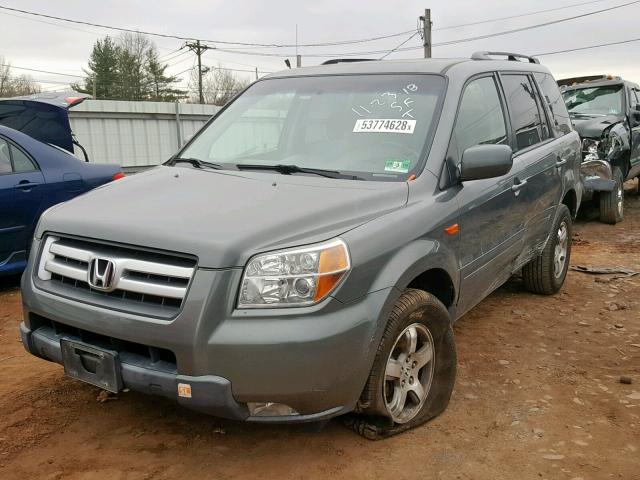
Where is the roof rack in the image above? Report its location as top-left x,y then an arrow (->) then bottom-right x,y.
471,51 -> 540,64
321,58 -> 376,65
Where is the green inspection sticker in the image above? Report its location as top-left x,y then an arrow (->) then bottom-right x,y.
384,160 -> 411,173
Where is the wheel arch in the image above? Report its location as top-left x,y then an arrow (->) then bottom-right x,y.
562,188 -> 578,219
405,268 -> 456,309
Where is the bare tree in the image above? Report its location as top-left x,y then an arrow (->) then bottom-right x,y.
190,66 -> 249,105
0,58 -> 11,97
0,56 -> 41,97
117,32 -> 152,101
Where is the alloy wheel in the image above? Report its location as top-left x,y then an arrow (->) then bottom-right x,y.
554,221 -> 569,279
384,323 -> 435,424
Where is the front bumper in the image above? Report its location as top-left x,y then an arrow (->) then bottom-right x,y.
580,159 -> 616,192
20,246 -> 393,422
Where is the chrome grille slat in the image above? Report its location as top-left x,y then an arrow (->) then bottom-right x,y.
118,258 -> 193,279
37,236 -> 196,317
44,259 -> 87,282
49,242 -> 93,263
117,277 -> 187,299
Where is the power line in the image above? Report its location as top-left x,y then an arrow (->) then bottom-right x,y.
221,0 -> 640,58
433,0 -> 640,47
534,36 -> 640,55
434,0 -> 611,30
0,10 -> 176,53
0,63 -> 84,78
0,4 -> 416,48
208,66 -> 273,74
379,31 -> 420,60
160,49 -> 190,63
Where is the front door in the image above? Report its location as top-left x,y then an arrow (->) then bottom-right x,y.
628,87 -> 640,178
447,75 -> 525,314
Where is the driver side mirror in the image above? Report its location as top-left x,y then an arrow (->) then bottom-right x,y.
631,109 -> 640,126
459,144 -> 513,182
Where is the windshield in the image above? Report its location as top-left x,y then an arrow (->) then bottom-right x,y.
179,74 -> 445,181
562,85 -> 624,117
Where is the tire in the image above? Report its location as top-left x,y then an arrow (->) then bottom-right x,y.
344,289 -> 456,440
522,204 -> 572,295
599,167 -> 624,224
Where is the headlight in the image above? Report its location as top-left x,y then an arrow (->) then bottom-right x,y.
582,138 -> 601,161
238,239 -> 350,308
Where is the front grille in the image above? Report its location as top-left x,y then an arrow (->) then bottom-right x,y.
36,235 -> 196,319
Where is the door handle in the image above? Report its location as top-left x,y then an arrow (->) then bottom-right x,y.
511,179 -> 528,192
14,181 -> 40,190
555,158 -> 568,168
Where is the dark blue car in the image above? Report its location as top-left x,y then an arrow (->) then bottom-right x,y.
0,125 -> 122,276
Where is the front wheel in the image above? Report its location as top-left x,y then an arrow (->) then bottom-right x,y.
599,166 -> 624,224
523,204 -> 572,295
345,289 -> 456,439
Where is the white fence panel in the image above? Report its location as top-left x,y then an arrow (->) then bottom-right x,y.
69,100 -> 220,168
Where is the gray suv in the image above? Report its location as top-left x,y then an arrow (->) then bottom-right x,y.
20,52 -> 581,438
559,75 -> 640,224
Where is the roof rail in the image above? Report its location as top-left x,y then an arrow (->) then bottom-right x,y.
321,58 -> 376,65
471,51 -> 540,64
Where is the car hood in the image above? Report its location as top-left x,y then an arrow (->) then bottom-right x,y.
571,114 -> 623,139
38,166 -> 409,268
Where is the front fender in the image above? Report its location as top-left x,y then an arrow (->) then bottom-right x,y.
581,160 -> 616,192
337,223 -> 459,311
367,238 -> 458,301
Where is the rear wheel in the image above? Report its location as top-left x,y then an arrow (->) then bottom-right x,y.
599,167 -> 624,224
523,204 -> 572,295
345,289 -> 456,439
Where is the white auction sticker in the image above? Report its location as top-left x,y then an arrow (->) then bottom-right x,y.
353,119 -> 416,134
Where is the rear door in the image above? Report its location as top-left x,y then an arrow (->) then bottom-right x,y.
499,73 -> 564,258
0,137 -> 44,263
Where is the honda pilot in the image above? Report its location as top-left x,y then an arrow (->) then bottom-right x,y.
20,52 -> 581,438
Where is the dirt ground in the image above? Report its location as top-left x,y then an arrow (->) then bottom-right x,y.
0,185 -> 639,480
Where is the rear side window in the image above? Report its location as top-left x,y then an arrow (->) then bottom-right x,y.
501,74 -> 548,151
534,72 -> 572,136
453,76 -> 508,154
0,139 -> 11,174
11,145 -> 37,172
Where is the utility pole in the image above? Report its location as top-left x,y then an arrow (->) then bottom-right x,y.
185,40 -> 212,103
421,9 -> 432,59
92,74 -> 97,99
295,24 -> 301,67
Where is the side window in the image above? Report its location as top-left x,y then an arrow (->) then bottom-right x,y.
501,74 -> 547,151
534,72 -> 572,136
0,139 -> 11,174
454,76 -> 508,153
11,145 -> 37,173
441,76 -> 508,188
632,88 -> 640,109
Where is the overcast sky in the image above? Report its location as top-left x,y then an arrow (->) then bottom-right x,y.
1,0 -> 639,92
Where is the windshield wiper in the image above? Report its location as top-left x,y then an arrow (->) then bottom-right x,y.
235,163 -> 361,180
166,157 -> 222,169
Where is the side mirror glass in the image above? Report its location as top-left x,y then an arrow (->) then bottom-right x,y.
459,144 -> 513,182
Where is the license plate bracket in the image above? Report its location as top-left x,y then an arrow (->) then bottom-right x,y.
60,339 -> 122,393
